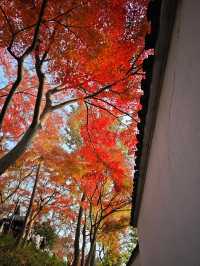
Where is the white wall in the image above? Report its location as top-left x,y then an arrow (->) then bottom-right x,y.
138,1 -> 200,265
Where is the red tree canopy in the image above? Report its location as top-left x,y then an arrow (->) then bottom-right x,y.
0,0 -> 149,263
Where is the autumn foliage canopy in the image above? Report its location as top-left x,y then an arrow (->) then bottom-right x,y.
0,0 -> 149,264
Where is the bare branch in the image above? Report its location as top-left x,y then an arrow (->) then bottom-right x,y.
0,0 -> 48,129
93,96 -> 137,120
85,101 -> 120,120
47,5 -> 82,22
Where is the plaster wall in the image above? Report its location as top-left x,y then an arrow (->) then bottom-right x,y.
137,1 -> 200,265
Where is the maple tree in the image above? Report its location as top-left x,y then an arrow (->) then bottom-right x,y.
0,0 -> 150,264
0,0 -> 148,174
0,104 -> 136,263
83,175 -> 131,266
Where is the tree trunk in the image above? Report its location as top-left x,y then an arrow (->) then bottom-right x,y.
0,0 -> 47,128
72,193 -> 85,266
0,61 -> 23,129
80,213 -> 86,266
0,50 -> 46,175
90,242 -> 96,266
24,214 -> 35,241
85,230 -> 97,266
19,163 -> 41,243
0,124 -> 40,175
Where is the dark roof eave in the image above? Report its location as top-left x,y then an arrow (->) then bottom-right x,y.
131,0 -> 179,227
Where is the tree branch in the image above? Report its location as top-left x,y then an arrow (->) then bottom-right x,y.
0,0 -> 48,129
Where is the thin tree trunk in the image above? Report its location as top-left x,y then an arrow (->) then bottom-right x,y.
85,229 -> 97,266
0,0 -> 47,129
72,193 -> 85,266
19,163 -> 41,243
90,242 -> 96,266
24,213 -> 35,241
0,60 -> 23,128
80,213 -> 86,266
24,204 -> 42,243
0,49 -> 46,175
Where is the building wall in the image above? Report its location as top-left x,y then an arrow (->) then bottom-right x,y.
137,1 -> 200,266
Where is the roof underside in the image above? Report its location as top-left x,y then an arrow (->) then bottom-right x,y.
131,0 -> 178,227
